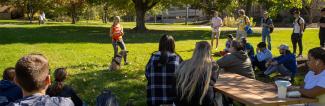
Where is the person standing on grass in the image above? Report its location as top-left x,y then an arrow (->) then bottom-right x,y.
291,10 -> 305,58
261,11 -> 274,50
236,9 -> 251,41
7,54 -> 74,106
39,11 -> 46,25
145,34 -> 183,106
110,16 -> 128,65
175,41 -> 220,106
210,11 -> 223,50
46,68 -> 83,106
319,8 -> 325,47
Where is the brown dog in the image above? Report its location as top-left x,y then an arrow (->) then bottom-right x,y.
109,50 -> 128,71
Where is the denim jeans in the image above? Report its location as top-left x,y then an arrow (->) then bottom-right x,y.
262,28 -> 271,50
112,39 -> 126,57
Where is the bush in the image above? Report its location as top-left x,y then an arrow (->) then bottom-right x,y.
223,16 -> 237,27
223,16 -> 256,27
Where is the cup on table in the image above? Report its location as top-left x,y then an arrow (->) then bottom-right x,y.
275,80 -> 292,99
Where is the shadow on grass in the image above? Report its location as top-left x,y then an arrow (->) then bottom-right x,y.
0,25 -> 261,44
66,64 -> 146,106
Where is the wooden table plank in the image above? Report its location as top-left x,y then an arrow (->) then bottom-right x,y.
214,73 -> 318,106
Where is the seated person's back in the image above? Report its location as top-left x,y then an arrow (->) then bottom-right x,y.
0,67 -> 22,106
217,41 -> 255,79
46,68 -> 83,106
7,54 -> 74,106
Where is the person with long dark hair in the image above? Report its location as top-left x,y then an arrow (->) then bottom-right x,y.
145,34 -> 182,106
46,68 -> 83,106
175,41 -> 220,106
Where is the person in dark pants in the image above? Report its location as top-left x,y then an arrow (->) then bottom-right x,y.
291,10 -> 305,58
319,8 -> 325,47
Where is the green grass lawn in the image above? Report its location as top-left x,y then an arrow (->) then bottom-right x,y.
0,20 -> 320,105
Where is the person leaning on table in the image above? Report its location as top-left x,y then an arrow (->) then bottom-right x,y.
290,47 -> 325,106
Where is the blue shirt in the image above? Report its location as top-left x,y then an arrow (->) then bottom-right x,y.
256,49 -> 272,62
273,53 -> 297,76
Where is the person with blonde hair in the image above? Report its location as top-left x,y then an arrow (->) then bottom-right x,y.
109,16 -> 128,65
236,9 -> 251,41
175,41 -> 219,106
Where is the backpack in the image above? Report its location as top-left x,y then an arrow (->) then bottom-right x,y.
297,17 -> 307,32
96,90 -> 119,106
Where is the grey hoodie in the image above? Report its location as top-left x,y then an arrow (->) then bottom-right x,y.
217,50 -> 255,79
7,93 -> 74,106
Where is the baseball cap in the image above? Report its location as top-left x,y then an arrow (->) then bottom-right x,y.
278,44 -> 289,50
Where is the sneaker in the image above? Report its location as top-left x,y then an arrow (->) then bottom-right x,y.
124,62 -> 129,65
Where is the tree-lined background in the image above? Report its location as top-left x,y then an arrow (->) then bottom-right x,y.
1,0 -> 324,31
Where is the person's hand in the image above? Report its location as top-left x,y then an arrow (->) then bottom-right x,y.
256,47 -> 260,53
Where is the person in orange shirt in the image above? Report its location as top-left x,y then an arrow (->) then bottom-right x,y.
109,16 -> 128,65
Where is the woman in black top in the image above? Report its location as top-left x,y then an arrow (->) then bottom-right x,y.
46,68 -> 83,106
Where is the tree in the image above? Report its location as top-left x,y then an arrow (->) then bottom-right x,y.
302,0 -> 325,24
131,0 -> 161,31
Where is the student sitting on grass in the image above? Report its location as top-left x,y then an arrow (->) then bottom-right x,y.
217,41 -> 255,79
252,42 -> 272,73
0,67 -> 22,106
7,54 -> 74,106
47,68 -> 83,106
241,37 -> 255,61
214,34 -> 233,56
175,41 -> 220,106
145,34 -> 183,106
264,44 -> 297,80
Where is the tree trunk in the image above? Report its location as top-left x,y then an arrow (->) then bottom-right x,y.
309,8 -> 313,24
71,4 -> 77,24
134,7 -> 147,31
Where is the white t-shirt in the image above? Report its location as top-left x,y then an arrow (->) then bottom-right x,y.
304,70 -> 325,106
211,17 -> 223,32
293,17 -> 305,34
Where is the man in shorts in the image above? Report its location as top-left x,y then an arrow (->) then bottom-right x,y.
211,11 -> 223,50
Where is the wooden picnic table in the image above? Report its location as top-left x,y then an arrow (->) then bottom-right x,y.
214,73 -> 318,106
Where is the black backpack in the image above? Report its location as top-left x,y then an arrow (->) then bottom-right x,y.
96,90 -> 119,106
297,17 -> 307,32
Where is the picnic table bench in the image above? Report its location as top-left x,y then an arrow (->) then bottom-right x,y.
214,73 -> 318,106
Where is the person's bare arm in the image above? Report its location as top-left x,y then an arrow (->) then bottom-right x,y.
109,27 -> 112,37
299,86 -> 325,98
300,20 -> 305,33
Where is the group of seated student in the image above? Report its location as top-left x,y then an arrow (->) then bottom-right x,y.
145,34 -> 306,106
0,54 -> 86,106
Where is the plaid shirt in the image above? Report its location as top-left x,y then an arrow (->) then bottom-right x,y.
145,51 -> 182,106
